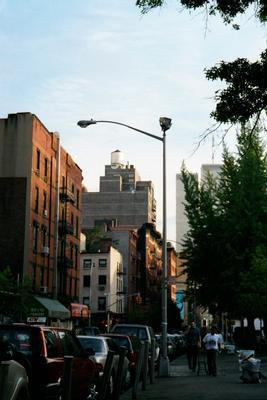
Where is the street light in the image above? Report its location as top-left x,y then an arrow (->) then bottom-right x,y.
77,117 -> 172,376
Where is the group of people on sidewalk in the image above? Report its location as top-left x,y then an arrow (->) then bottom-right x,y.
185,322 -> 222,377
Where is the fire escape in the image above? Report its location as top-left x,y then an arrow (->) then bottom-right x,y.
58,185 -> 75,296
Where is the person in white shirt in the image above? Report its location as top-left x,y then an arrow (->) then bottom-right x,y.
203,326 -> 223,376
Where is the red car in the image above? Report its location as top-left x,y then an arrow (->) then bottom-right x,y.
0,324 -> 100,400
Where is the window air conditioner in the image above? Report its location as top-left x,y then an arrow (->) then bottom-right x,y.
40,286 -> 48,294
98,285 -> 106,291
41,246 -> 49,255
43,209 -> 48,217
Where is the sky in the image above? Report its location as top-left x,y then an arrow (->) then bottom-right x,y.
0,0 -> 266,241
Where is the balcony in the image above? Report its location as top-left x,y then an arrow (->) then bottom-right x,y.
59,187 -> 75,204
58,220 -> 74,236
57,256 -> 73,269
117,269 -> 125,275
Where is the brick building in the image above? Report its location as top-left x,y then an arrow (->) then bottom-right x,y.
0,112 -> 82,305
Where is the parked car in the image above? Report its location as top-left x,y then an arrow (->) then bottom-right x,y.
101,333 -> 141,383
0,340 -> 30,400
111,324 -> 160,363
0,324 -> 100,400
77,335 -> 130,394
155,334 -> 176,360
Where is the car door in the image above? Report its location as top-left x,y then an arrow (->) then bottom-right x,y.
57,330 -> 96,400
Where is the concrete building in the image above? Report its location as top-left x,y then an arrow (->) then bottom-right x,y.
82,150 -> 157,229
80,242 -> 124,329
0,112 -> 82,304
108,227 -> 141,313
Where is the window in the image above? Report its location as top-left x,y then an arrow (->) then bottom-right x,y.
83,259 -> 92,269
76,189 -> 80,209
43,191 -> 47,211
41,227 -> 46,247
98,275 -> 106,285
83,297 -> 90,306
99,259 -> 107,268
44,331 -> 59,358
83,275 -> 90,287
70,244 -> 73,261
40,267 -> 45,286
98,297 -> 106,311
71,212 -> 74,226
75,247 -> 78,270
36,149 -> 40,171
69,277 -> 72,296
62,176 -> 65,189
44,158 -> 48,178
58,331 -> 81,357
35,187 -> 39,212
76,217 -> 79,238
33,222 -> 38,252
71,183 -> 75,193
32,263 -> 37,287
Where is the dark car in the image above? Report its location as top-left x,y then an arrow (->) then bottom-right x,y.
101,333 -> 141,383
0,324 -> 100,400
77,335 -> 130,394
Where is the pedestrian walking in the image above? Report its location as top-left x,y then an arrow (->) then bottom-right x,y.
185,321 -> 200,372
203,326 -> 223,376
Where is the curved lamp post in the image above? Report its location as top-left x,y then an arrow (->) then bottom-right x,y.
77,117 -> 172,376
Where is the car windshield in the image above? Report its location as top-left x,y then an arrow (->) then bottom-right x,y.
108,337 -> 130,350
0,329 -> 32,356
113,326 -> 148,340
78,337 -> 105,353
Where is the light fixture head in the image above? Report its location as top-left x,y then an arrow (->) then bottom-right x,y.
77,119 -> 97,128
159,117 -> 172,132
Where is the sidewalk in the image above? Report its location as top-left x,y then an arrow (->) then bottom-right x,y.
120,353 -> 267,400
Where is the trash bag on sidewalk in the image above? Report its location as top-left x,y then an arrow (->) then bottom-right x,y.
238,350 -> 262,384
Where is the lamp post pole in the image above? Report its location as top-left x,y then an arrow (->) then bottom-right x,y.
77,117 -> 172,376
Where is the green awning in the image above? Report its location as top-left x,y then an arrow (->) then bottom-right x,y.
27,296 -> 70,320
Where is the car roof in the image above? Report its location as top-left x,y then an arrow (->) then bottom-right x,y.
113,324 -> 150,328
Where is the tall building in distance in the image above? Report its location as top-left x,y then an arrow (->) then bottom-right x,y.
82,150 -> 157,229
0,112 -> 82,303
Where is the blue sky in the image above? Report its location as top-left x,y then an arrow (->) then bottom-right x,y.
0,0 -> 266,240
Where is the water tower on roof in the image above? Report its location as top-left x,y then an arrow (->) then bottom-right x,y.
111,150 -> 125,169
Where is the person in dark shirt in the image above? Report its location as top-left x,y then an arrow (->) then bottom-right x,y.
185,321 -> 200,372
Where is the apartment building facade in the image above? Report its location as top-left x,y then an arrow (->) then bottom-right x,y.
80,243 -> 124,329
0,112 -> 82,305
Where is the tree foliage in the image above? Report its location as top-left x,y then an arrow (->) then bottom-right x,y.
136,0 -> 267,22
205,50 -> 267,124
136,0 -> 267,125
180,125 -> 267,320
0,266 -> 32,322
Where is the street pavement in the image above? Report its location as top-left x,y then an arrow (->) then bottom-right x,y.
120,353 -> 267,400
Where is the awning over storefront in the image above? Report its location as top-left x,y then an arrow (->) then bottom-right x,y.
26,296 -> 70,320
70,303 -> 89,319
